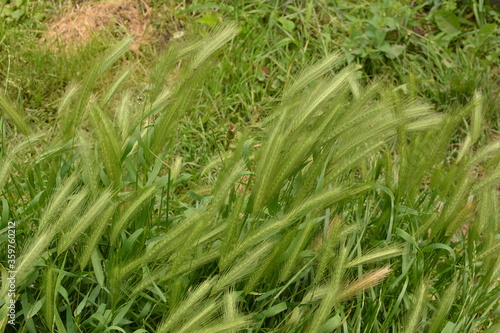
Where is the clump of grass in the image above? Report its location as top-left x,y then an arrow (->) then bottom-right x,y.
0,16 -> 499,333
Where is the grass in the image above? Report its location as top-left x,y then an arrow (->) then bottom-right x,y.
0,0 -> 499,332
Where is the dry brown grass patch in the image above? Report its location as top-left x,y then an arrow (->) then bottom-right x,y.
43,0 -> 153,52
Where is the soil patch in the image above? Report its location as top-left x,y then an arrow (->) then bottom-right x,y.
43,0 -> 153,52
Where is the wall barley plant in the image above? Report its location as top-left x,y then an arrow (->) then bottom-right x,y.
0,18 -> 498,333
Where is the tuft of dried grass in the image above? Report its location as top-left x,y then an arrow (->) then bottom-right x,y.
42,0 -> 153,52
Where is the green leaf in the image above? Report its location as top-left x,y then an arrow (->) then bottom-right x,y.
321,314 -> 342,332
396,228 -> 419,249
74,296 -> 88,316
91,250 -> 105,288
272,37 -> 297,49
256,302 -> 288,319
27,297 -> 45,318
104,326 -> 126,333
422,243 -> 456,261
483,324 -> 500,333
57,285 -> 70,304
33,12 -> 46,21
120,228 -> 145,257
112,299 -> 135,326
255,288 -> 280,301
434,10 -> 462,35
279,17 -> 295,31
54,310 -> 67,333
272,79 -> 282,89
379,43 -> 405,59
477,23 -> 496,46
365,26 -> 386,46
195,13 -> 220,26
188,190 -> 205,201
11,8 -> 25,20
442,321 -> 457,333
1,7 -> 13,17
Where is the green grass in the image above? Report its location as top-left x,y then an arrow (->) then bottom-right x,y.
0,0 -> 499,332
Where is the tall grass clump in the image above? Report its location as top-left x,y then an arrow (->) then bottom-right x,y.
0,22 -> 498,332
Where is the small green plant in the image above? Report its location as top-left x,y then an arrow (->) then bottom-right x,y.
0,0 -> 46,28
1,0 -> 29,23
340,1 -> 415,66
